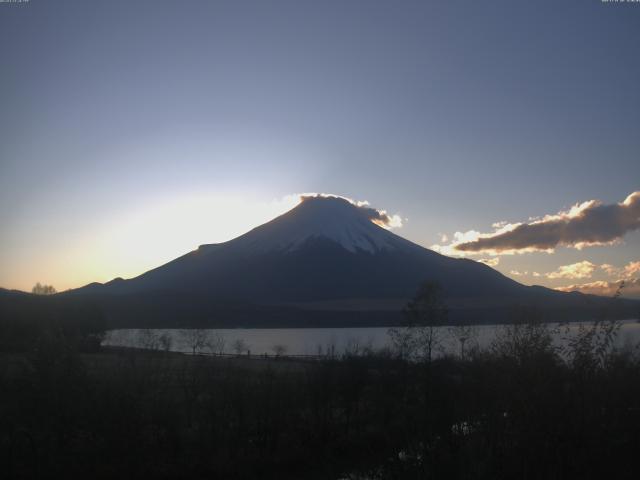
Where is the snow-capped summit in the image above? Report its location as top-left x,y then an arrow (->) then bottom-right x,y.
225,195 -> 403,254
71,193 -> 519,301
68,193 -> 608,327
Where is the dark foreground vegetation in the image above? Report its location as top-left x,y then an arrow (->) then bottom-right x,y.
1,327 -> 639,478
1,286 -> 640,479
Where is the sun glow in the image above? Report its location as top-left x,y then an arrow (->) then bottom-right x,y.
4,192 -> 404,291
13,193 -> 302,291
94,193 -> 303,279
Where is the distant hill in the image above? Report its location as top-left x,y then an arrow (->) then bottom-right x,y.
0,289 -> 105,351
64,196 -> 638,327
0,287 -> 29,297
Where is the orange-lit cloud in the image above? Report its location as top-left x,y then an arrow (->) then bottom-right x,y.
597,260 -> 640,279
433,191 -> 640,255
554,259 -> 640,298
600,263 -> 619,276
624,261 -> 640,277
431,230 -> 492,256
556,278 -> 640,298
546,261 -> 597,280
478,257 -> 500,267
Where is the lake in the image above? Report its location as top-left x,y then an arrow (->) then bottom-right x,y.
102,320 -> 640,358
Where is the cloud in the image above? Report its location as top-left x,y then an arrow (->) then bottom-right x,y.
622,261 -> 640,278
434,191 -> 640,255
431,230 -> 485,256
365,207 -> 403,229
556,278 -> 640,299
478,257 -> 500,267
599,260 -> 640,279
299,193 -> 403,229
546,261 -> 596,280
600,263 -> 619,276
554,259 -> 640,298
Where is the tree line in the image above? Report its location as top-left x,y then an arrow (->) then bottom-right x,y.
0,282 -> 638,478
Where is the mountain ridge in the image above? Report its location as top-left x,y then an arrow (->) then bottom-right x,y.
63,195 -> 637,327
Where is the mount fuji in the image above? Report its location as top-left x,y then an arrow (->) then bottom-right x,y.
67,195 -> 628,327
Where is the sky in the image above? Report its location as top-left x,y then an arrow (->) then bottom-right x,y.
1,0 -> 639,296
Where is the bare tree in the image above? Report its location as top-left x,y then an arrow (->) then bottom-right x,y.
562,282 -> 625,371
158,332 -> 173,352
181,329 -> 209,355
271,344 -> 288,357
389,281 -> 447,363
139,329 -> 160,351
448,323 -> 477,359
387,326 -> 417,360
205,332 -> 226,355
491,306 -> 556,362
344,337 -> 361,357
232,338 -> 248,356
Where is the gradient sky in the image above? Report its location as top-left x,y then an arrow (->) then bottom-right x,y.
1,0 -> 639,295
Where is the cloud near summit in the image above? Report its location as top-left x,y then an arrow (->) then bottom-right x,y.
298,193 -> 403,229
433,191 -> 640,256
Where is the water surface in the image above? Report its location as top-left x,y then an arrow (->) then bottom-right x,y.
103,320 -> 640,358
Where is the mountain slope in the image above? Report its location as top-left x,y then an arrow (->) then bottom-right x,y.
75,196 -> 522,299
67,196 -> 634,327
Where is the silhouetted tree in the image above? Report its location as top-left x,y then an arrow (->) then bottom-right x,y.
272,344 -> 287,357
390,281 -> 447,362
158,332 -> 173,352
562,281 -> 625,372
232,338 -> 248,356
205,332 -> 226,355
31,282 -> 56,295
181,329 -> 209,355
139,329 -> 160,350
448,322 -> 477,359
491,306 -> 556,363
